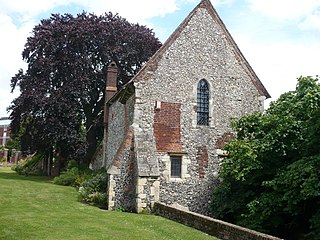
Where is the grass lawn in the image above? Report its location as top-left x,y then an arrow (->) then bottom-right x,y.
0,167 -> 217,240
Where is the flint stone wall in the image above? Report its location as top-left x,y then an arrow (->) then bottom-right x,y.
106,100 -> 125,168
106,95 -> 135,169
111,128 -> 137,212
106,94 -> 136,210
136,176 -> 160,212
132,7 -> 263,215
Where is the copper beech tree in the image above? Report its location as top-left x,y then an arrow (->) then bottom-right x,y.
9,12 -> 161,172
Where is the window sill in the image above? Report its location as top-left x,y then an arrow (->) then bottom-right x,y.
169,177 -> 183,183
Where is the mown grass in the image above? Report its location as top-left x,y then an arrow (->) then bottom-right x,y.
0,167 -> 217,240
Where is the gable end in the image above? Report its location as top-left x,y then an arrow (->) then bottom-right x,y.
121,0 -> 270,99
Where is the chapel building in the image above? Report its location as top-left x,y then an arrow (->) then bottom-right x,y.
91,0 -> 270,215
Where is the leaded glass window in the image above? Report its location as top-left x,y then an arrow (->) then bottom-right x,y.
197,79 -> 209,125
170,156 -> 182,178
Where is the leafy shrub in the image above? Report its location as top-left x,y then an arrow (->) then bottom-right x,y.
308,210 -> 320,240
114,207 -> 127,212
11,159 -> 27,174
66,160 -> 88,172
212,76 -> 320,239
53,161 -> 93,187
53,168 -> 79,186
1,156 -> 8,167
74,173 -> 93,187
53,160 -> 107,209
78,173 -> 108,209
1,161 -> 8,167
1,156 -> 7,163
28,168 -> 45,176
11,153 -> 45,176
139,209 -> 150,214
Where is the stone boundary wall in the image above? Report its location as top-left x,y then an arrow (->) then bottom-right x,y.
153,202 -> 283,240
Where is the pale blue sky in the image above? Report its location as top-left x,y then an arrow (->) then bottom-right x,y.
0,0 -> 319,117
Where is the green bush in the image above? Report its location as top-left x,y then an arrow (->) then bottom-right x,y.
53,161 -> 107,209
114,207 -> 127,212
11,154 -> 45,176
53,168 -> 79,186
53,161 -> 93,187
212,76 -> 320,239
27,168 -> 45,176
74,173 -> 92,187
139,209 -> 150,214
11,159 -> 26,174
78,173 -> 108,209
1,156 -> 7,163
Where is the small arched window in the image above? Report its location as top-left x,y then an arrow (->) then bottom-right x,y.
197,79 -> 209,126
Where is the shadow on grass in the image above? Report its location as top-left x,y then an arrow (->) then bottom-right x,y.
0,167 -> 53,183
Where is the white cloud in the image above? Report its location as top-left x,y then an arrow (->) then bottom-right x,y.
213,0 -> 236,5
0,0 -> 183,23
299,10 -> 320,30
247,0 -> 320,20
74,0 -> 178,24
1,0 -> 319,116
235,34 -> 320,106
0,0 -> 70,17
0,0 -> 185,116
0,14 -> 32,117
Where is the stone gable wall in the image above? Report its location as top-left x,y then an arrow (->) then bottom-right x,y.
132,7 -> 263,215
106,95 -> 135,168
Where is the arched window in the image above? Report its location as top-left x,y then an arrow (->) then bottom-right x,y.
197,79 -> 209,126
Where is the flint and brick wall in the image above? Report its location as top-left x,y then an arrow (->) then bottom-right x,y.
154,202 -> 283,240
106,101 -> 126,168
105,4 -> 267,214
105,95 -> 135,168
154,102 -> 182,152
132,6 -> 263,215
196,146 -> 209,179
105,95 -> 136,210
136,177 -> 160,213
112,128 -> 137,212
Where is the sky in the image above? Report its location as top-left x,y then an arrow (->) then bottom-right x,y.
0,0 -> 320,117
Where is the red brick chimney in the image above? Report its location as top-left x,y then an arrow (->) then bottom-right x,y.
104,61 -> 118,135
105,61 -> 118,102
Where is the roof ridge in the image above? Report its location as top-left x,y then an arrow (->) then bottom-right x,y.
200,0 -> 270,98
121,0 -> 270,98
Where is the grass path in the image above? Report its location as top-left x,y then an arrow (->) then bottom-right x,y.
0,167 -> 217,240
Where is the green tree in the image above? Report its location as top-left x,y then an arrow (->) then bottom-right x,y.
9,12 -> 161,173
212,76 -> 320,239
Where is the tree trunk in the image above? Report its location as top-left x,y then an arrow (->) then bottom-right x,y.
82,126 -> 98,167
